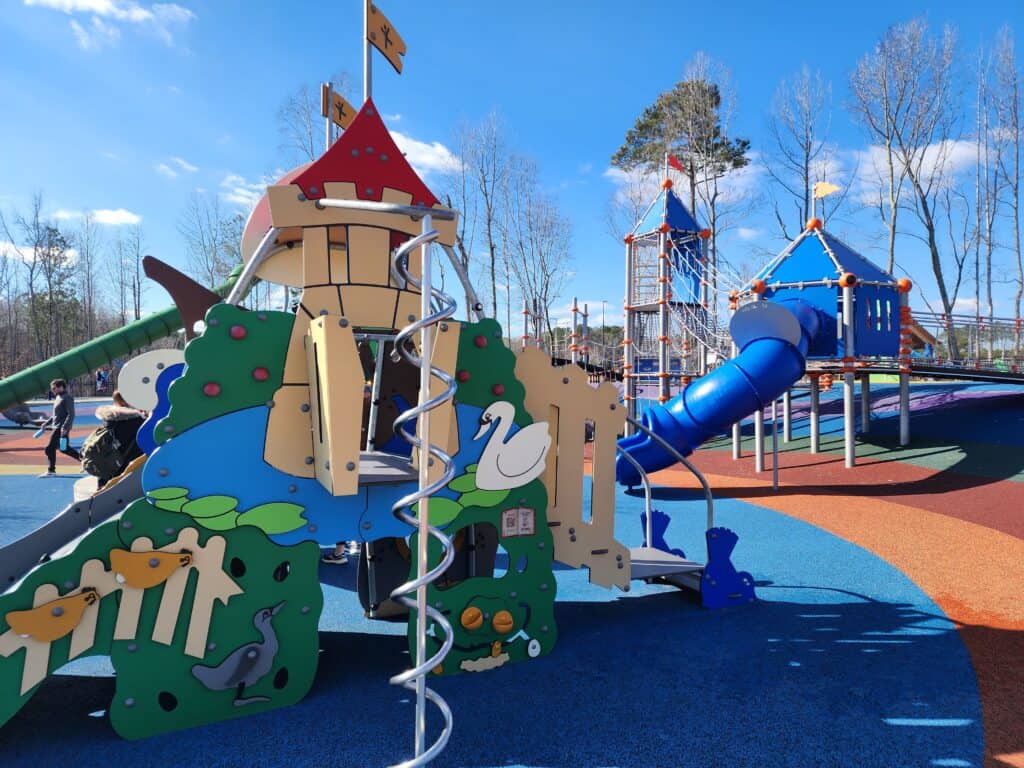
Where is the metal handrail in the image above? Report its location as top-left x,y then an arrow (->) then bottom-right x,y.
615,445 -> 653,546
624,415 -> 714,531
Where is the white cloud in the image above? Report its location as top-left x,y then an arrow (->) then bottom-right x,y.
170,156 -> 197,173
1,240 -> 78,264
849,139 -> 977,205
391,130 -> 460,177
382,113 -> 402,122
220,173 -> 267,209
70,15 -> 120,50
155,162 -> 177,178
579,162 -> 593,175
736,227 -> 761,241
24,0 -> 196,49
53,208 -> 83,220
94,208 -> 141,225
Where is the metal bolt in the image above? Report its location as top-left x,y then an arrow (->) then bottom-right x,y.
165,528 -> 175,535
568,527 -> 575,534
309,186 -> 319,193
63,580 -> 74,589
408,314 -> 416,321
163,424 -> 175,433
539,583 -> 547,591
52,606 -> 64,617
509,591 -> 517,598
159,468 -> 168,477
365,187 -> 374,196
123,521 -> 133,529
266,400 -> 275,408
351,149 -> 360,157
127,643 -> 137,652
319,309 -> 328,316
208,318 -> 219,327
610,404 -> 616,410
308,524 -> 317,533
142,376 -> 150,384
562,377 -> 569,384
365,146 -> 374,154
148,558 -> 160,568
300,403 -> 310,413
339,318 -> 349,327
541,625 -> 549,633
362,521 -> 372,530
156,363 -> 164,370
570,535 -> 577,542
440,323 -> 448,332
207,642 -> 216,651
537,541 -> 545,549
301,606 -> 311,614
257,313 -> 267,321
380,153 -> 388,162
124,698 -> 135,708
288,484 -> 297,493
304,456 -> 314,465
615,554 -> 622,561
346,461 -> 356,471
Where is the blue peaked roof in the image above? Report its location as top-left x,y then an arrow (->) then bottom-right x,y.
754,229 -> 895,285
634,189 -> 702,236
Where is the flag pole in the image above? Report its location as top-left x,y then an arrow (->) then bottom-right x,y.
324,82 -> 333,153
363,1 -> 373,101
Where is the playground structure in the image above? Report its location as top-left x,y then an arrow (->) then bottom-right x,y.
0,15 -> 756,765
2,7 -> 1022,767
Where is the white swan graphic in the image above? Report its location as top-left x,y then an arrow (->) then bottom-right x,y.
472,401 -> 551,491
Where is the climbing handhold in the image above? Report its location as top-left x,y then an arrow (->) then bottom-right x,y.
474,335 -> 487,348
5,588 -> 99,643
252,367 -> 270,382
229,325 -> 247,340
203,382 -> 221,397
491,610 -> 514,634
110,549 -> 193,589
460,606 -> 484,631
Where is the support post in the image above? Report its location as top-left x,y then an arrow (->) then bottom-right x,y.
754,407 -> 764,472
782,389 -> 792,442
842,283 -> 856,468
809,374 -> 820,454
732,422 -> 741,460
772,399 -> 779,491
362,2 -> 372,102
324,82 -> 334,153
570,297 -> 579,365
623,238 -> 636,435
898,290 -> 911,447
657,227 -> 670,404
860,373 -> 870,434
582,304 -> 590,370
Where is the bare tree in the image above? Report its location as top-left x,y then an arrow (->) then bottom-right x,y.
992,27 -> 1021,357
767,66 -> 836,239
502,157 -> 572,346
277,73 -> 352,164
851,19 -> 965,356
444,122 -> 480,319
179,192 -> 244,288
76,212 -> 102,338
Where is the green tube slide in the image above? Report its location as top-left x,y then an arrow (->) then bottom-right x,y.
0,268 -> 243,412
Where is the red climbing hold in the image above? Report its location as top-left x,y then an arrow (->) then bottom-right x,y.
474,335 -> 487,348
457,370 -> 470,383
230,325 -> 247,340
491,383 -> 505,396
203,382 -> 221,397
252,367 -> 270,382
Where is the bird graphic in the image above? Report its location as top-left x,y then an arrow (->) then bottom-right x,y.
5,588 -> 99,642
191,601 -> 285,707
472,401 -> 551,491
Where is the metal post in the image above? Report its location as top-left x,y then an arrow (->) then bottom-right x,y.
366,340 -> 387,450
860,374 -> 870,434
842,284 -> 856,468
732,422 -> 741,460
570,297 -> 579,365
363,1 -> 372,102
521,300 -> 529,352
899,290 -> 911,447
624,239 -> 636,434
772,399 -> 779,491
324,82 -> 334,153
782,389 -> 792,442
754,407 -> 764,472
657,228 -> 670,404
582,304 -> 590,370
414,214 -> 432,759
809,374 -> 820,454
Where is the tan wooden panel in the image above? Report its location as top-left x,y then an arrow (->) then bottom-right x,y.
516,348 -> 629,590
340,285 -> 399,330
302,226 -> 330,286
267,183 -> 458,246
280,310 -> 312,385
0,583 -> 58,694
412,322 -> 462,484
306,317 -> 363,496
394,289 -> 422,329
265,383 -> 315,478
347,225 -> 391,286
256,246 -> 303,288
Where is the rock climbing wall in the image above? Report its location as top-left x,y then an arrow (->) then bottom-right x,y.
407,319 -> 558,675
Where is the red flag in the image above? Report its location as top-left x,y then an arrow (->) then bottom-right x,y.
667,153 -> 686,173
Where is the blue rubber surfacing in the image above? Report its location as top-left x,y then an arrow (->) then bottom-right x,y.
0,480 -> 983,768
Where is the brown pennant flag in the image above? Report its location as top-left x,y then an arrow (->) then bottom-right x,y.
366,0 -> 407,74
320,84 -> 356,131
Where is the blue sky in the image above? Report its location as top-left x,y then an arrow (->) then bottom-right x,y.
1,0 -> 1020,326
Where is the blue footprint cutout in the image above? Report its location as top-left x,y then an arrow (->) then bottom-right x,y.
702,526 -> 756,609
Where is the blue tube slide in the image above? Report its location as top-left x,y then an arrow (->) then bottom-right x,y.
616,298 -> 823,486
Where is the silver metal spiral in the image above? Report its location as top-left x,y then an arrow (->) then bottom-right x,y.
387,223 -> 458,768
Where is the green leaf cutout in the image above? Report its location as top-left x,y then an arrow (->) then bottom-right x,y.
181,495 -> 238,519
237,502 -> 307,535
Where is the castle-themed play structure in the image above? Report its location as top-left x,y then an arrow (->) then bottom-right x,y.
4,4 -> 1000,766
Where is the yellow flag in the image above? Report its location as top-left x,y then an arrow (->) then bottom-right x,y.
366,1 -> 407,74
320,84 -> 356,131
813,181 -> 841,199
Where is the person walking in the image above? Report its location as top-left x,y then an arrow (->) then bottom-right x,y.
36,378 -> 81,477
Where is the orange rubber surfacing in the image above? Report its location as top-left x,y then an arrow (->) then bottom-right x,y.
649,459 -> 1024,768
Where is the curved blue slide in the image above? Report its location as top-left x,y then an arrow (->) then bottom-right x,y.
617,298 -> 824,486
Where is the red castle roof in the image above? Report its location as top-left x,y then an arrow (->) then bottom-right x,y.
292,98 -> 440,208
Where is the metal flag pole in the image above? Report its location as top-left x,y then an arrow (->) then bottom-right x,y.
324,82 -> 334,152
363,1 -> 373,101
